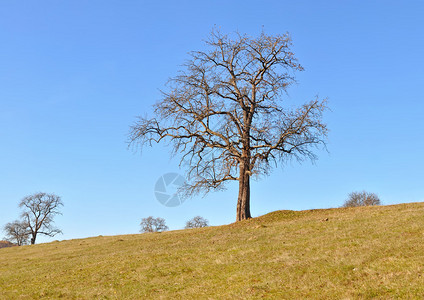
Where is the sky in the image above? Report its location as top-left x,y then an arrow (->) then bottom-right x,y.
1,1 -> 423,243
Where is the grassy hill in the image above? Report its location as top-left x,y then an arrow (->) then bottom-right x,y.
1,203 -> 423,299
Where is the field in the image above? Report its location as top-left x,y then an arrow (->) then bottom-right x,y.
1,202 -> 424,299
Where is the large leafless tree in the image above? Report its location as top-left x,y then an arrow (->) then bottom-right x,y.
130,30 -> 328,221
20,192 -> 63,244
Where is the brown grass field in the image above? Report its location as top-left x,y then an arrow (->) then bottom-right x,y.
1,202 -> 423,299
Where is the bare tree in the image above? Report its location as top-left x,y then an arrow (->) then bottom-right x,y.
185,216 -> 209,229
20,193 -> 63,244
3,220 -> 30,246
342,191 -> 381,208
130,30 -> 328,221
140,216 -> 168,233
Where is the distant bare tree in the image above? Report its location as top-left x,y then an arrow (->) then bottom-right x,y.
3,220 -> 30,246
130,29 -> 328,221
342,191 -> 381,208
20,193 -> 63,244
185,216 -> 209,229
140,216 -> 168,233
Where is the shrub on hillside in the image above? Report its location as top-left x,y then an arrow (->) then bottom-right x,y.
342,191 -> 381,207
140,216 -> 168,233
185,216 -> 209,229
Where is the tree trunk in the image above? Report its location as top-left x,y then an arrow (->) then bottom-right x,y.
31,233 -> 36,245
236,158 -> 251,221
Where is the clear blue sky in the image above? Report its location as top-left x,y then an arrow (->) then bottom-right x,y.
1,1 -> 423,243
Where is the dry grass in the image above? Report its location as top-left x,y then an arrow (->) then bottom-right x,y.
1,202 -> 424,299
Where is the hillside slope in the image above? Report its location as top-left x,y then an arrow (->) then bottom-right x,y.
1,203 -> 424,299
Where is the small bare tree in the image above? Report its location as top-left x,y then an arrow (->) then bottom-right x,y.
130,30 -> 328,221
185,216 -> 209,229
20,193 -> 63,244
140,216 -> 168,233
3,220 -> 30,246
342,191 -> 381,207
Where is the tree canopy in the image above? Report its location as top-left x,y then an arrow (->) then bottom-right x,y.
20,192 -> 63,244
130,30 -> 328,220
